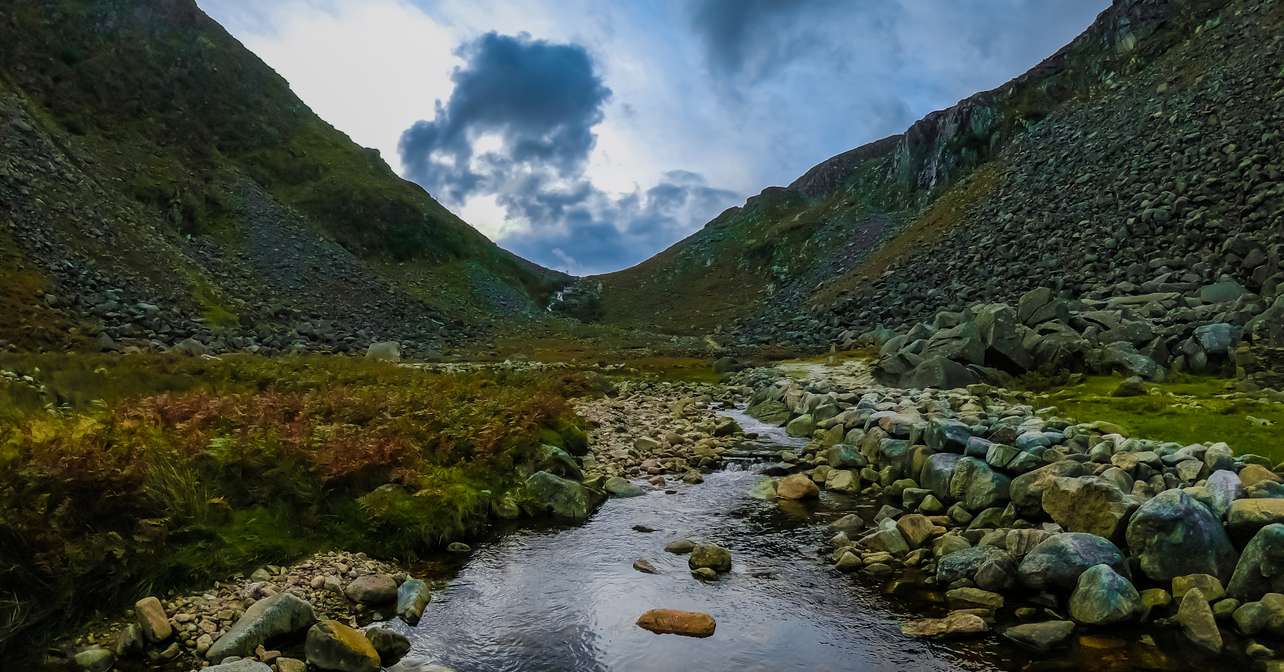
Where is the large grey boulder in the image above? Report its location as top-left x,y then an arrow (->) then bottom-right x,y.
205,593 -> 316,660
1125,490 -> 1237,583
1227,524 -> 1284,600
974,303 -> 1033,371
1017,287 -> 1069,326
904,356 -> 980,389
1100,342 -> 1164,381
1018,533 -> 1129,592
1068,564 -> 1142,625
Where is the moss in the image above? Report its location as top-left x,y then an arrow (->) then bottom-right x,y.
1032,375 -> 1284,461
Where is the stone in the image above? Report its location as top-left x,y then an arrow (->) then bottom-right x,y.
396,579 -> 431,625
746,400 -> 790,425
1010,461 -> 1084,517
947,587 -> 1004,609
776,473 -> 819,500
134,596 -> 172,643
1001,621 -> 1075,653
1126,489 -> 1237,583
206,661 -> 272,672
919,452 -> 962,501
1018,533 -> 1129,592
786,414 -> 815,437
276,659 -> 307,672
1240,465 -> 1282,489
633,559 -> 660,574
1228,499 -> 1284,537
1228,524 -> 1284,599
636,609 -> 716,637
825,444 -> 864,469
1041,477 -> 1131,539
365,341 -> 401,362
520,471 -> 599,521
1140,588 -> 1172,621
206,593 -> 316,660
344,574 -> 397,605
74,648 -> 114,672
1173,574 -> 1225,601
948,457 -> 1010,511
824,469 -> 859,494
937,544 -> 1010,584
365,628 -> 411,666
688,543 -> 732,572
305,620 -> 380,672
896,514 -> 935,549
900,612 -> 989,638
1069,564 -> 1142,625
664,538 -> 696,554
1176,589 -> 1223,654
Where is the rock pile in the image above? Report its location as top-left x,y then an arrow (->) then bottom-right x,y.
736,365 -> 1284,660
62,551 -> 435,672
862,284 -> 1279,389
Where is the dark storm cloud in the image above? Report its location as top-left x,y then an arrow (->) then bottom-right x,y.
399,31 -> 612,202
687,0 -> 856,83
399,32 -> 739,275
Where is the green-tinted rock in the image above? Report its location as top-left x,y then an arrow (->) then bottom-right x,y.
688,543 -> 732,572
205,593 -> 315,660
1069,564 -> 1141,625
786,414 -> 816,437
1126,490 -> 1237,583
1176,588 -> 1223,654
520,471 -> 600,521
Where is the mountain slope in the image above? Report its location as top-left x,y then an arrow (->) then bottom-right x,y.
586,0 -> 1280,348
0,0 -> 565,355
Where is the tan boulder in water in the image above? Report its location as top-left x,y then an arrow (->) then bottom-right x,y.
636,609 -> 717,637
777,473 -> 820,500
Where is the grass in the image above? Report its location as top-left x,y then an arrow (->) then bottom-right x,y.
0,353 -> 589,657
1030,374 -> 1284,463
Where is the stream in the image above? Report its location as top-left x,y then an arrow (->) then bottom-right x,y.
381,410 -> 1030,672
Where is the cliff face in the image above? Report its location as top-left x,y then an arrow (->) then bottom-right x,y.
0,0 -> 564,354
586,0 -> 1253,344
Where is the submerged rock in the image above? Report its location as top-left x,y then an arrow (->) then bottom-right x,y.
1001,621 -> 1075,653
776,473 -> 819,500
688,543 -> 732,572
900,612 -> 989,638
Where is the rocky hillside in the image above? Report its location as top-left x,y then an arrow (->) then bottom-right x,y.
0,1 -> 565,357
582,0 -> 1281,351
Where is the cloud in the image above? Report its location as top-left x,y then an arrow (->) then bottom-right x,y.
400,32 -> 612,202
687,0 -> 848,84
399,32 -> 738,274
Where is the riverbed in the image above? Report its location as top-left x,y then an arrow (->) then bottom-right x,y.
382,410 -> 1031,672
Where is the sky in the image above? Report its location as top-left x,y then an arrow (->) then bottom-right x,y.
197,0 -> 1107,275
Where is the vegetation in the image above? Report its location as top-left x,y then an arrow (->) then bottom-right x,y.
0,353 -> 588,654
1031,375 -> 1284,462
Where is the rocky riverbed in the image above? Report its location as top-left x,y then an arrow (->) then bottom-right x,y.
50,361 -> 1284,672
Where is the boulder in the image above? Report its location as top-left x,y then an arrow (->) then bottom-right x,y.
365,628 -> 411,666
948,457 -> 1010,511
1125,490 -> 1237,583
777,473 -> 820,500
206,661 -> 272,672
73,648 -> 114,672
1068,564 -> 1142,625
1176,588 -> 1223,654
900,612 -> 989,638
1041,477 -> 1131,539
396,579 -> 431,625
1018,533 -> 1129,592
134,596 -> 172,643
1010,461 -> 1085,517
520,471 -> 599,521
688,543 -> 732,572
1002,621 -> 1075,653
344,575 -> 397,605
746,400 -> 790,425
937,544 -> 1010,584
365,341 -> 401,362
636,609 -> 716,638
206,593 -> 316,660
1228,499 -> 1284,538
896,514 -> 935,549
904,356 -> 980,389
305,620 -> 380,672
825,444 -> 865,469
824,469 -> 859,494
786,414 -> 815,437
1228,524 -> 1284,599
920,452 -> 963,501
604,477 -> 646,498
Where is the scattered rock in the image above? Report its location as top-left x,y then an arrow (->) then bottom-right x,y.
636,609 -> 717,637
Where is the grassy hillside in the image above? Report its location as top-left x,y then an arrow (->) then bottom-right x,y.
0,0 -> 566,355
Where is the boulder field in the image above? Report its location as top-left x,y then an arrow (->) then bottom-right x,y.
736,363 -> 1284,658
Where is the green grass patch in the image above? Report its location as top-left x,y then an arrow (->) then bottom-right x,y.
1032,375 -> 1284,462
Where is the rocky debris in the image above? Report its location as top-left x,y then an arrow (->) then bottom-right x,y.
635,609 -> 717,638
574,380 -> 743,481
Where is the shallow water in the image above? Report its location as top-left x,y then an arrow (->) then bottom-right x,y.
385,410 -> 1022,672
